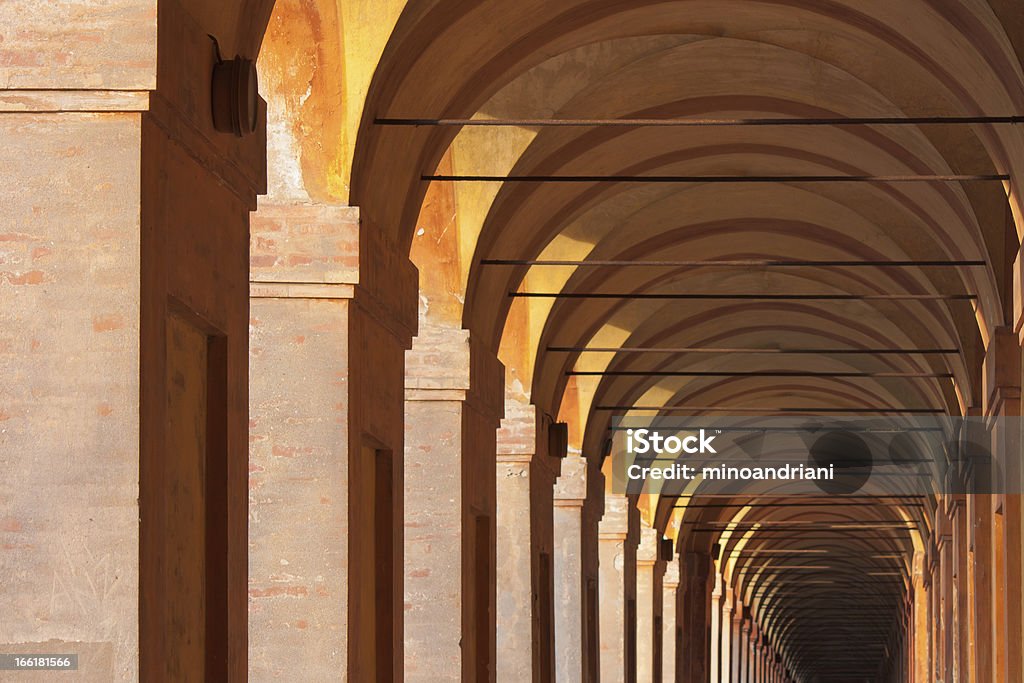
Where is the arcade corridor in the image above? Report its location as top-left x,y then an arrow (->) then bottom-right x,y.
3,1 -> 1024,681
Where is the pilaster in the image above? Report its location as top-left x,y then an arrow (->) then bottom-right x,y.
495,401 -> 536,683
636,525 -> 660,683
553,457 -> 588,683
249,203 -> 417,681
720,585 -> 734,683
404,323 -> 503,682
598,495 -> 637,683
981,328 -> 1022,683
662,558 -> 681,683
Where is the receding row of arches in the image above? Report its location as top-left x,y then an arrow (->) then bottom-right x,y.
4,0 -> 1024,681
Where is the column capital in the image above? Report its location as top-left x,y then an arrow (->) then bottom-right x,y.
497,397 -> 537,462
250,202 -> 418,343
637,524 -> 660,565
554,456 -> 588,507
405,324 -> 470,396
598,494 -> 631,540
663,556 -> 681,588
983,326 -> 1021,417
723,586 -> 735,611
405,324 -> 504,420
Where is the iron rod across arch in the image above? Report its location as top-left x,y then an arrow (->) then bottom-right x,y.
514,292 -> 976,301
482,258 -> 989,267
553,346 -> 961,354
425,173 -> 1009,183
595,405 -> 947,413
570,370 -> 952,378
379,115 -> 1024,127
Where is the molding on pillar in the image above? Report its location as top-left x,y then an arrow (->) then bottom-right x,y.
250,202 -> 418,343
983,327 -> 1022,417
250,282 -> 356,300
663,556 -> 681,589
598,495 -> 631,540
405,324 -> 505,422
497,397 -> 538,464
554,456 -> 588,507
0,89 -> 151,112
405,326 -> 471,395
496,453 -> 534,464
637,524 -> 660,565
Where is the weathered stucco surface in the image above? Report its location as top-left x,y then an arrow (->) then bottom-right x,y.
0,114 -> 142,681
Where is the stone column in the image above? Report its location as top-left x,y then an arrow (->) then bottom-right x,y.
730,601 -> 744,682
637,525 -> 660,683
951,495 -> 969,683
912,553 -> 931,682
708,570 -> 723,682
928,547 -> 940,681
982,327 -> 1022,683
937,504 -> 955,682
748,625 -> 760,683
1,84 -> 147,681
554,457 -> 588,683
740,619 -> 752,683
495,449 -> 533,683
404,325 -> 504,681
599,495 -> 637,683
250,205 -> 417,681
757,634 -> 765,683
662,559 -> 680,683
496,400 -> 560,682
0,4 -> 268,679
719,586 -> 734,683
680,552 -> 712,683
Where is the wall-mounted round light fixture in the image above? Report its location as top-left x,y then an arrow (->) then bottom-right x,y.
212,55 -> 259,137
548,422 -> 569,459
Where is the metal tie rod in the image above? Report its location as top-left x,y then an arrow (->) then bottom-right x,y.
515,292 -> 975,301
570,370 -> 953,378
378,115 -> 1024,127
425,173 -> 1008,183
553,346 -> 961,354
484,259 -> 988,268
596,405 -> 946,413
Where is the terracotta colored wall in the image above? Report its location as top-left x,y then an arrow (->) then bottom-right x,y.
249,296 -> 351,678
250,203 -> 416,680
0,114 -> 143,681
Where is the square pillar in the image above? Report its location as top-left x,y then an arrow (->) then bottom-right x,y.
680,552 -> 712,683
730,600 -> 744,682
636,525 -> 660,683
937,504 -> 955,682
719,586 -> 734,683
709,570 -> 723,682
404,324 -> 504,682
496,399 -> 561,682
1,4 -> 264,679
599,495 -> 638,683
740,619 -> 752,683
982,327 -> 1023,683
1,98 -> 148,681
662,559 -> 681,683
249,204 -> 417,681
554,457 -> 588,683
